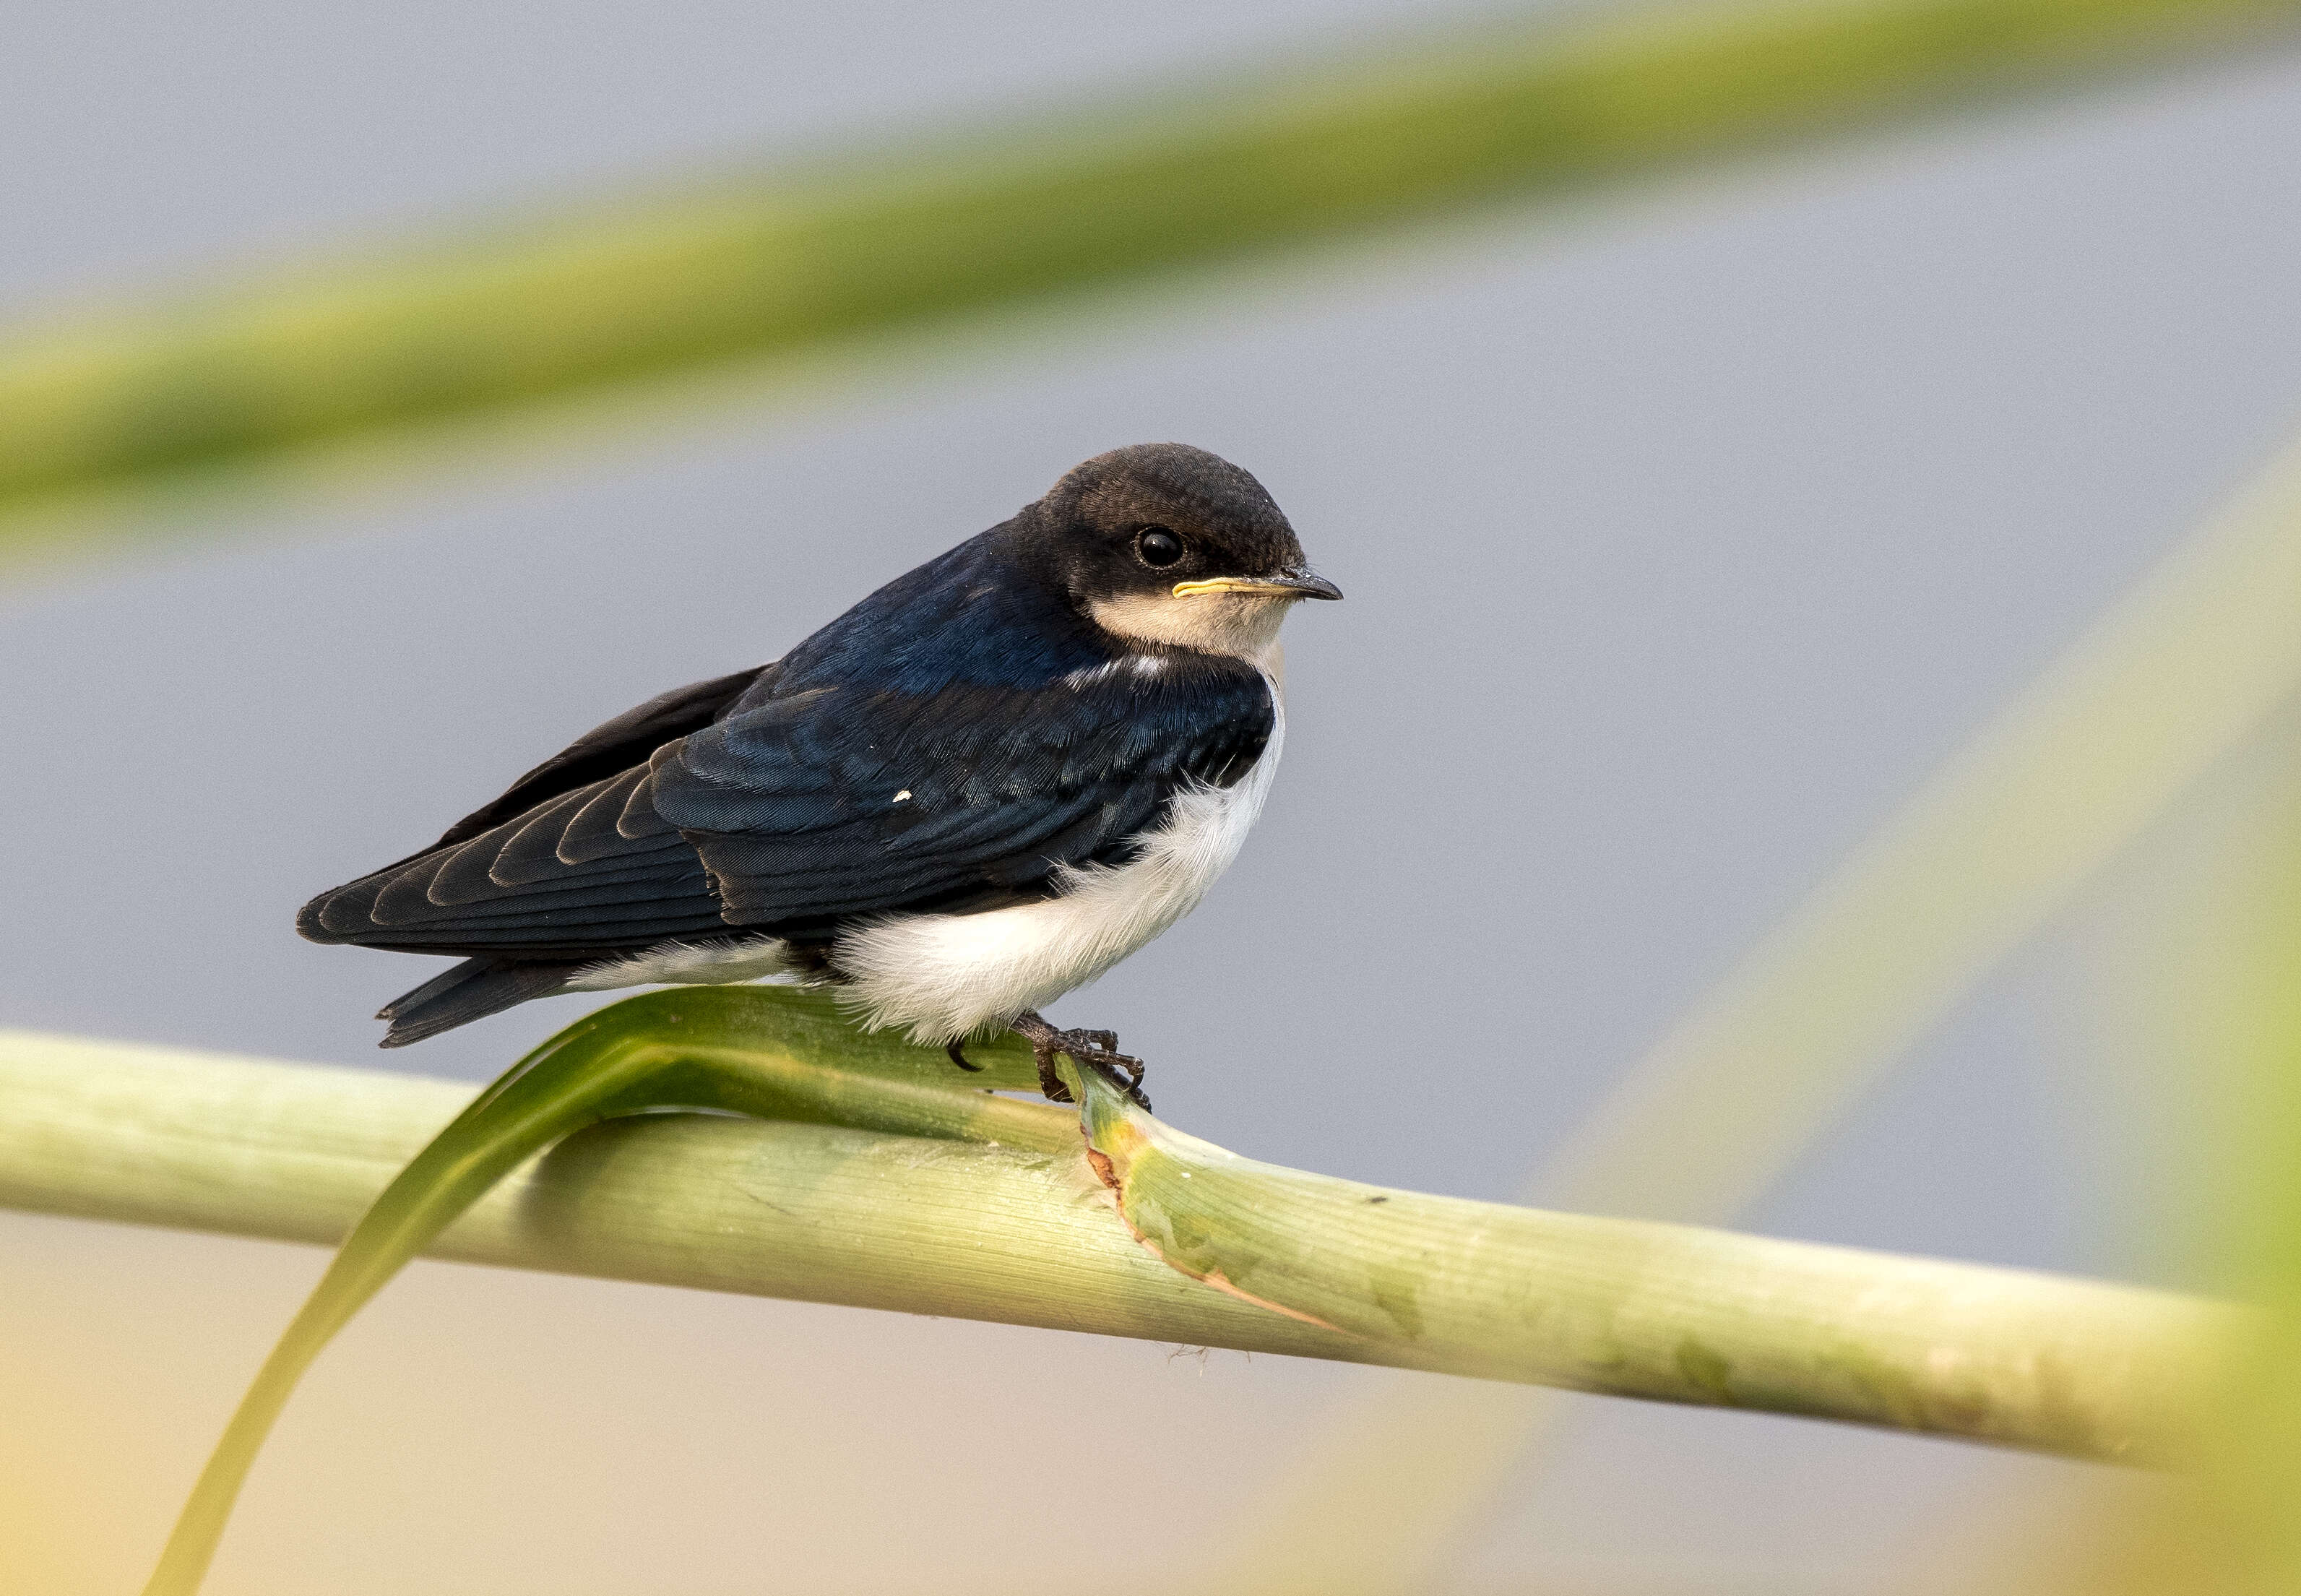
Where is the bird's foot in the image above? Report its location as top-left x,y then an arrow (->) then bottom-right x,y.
946,1040 -> 985,1074
1010,1011 -> 1151,1112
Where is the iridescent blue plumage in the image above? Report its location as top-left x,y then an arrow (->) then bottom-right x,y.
299,442 -> 1337,1061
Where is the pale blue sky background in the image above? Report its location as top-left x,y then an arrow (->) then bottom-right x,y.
4,4 -> 2300,1591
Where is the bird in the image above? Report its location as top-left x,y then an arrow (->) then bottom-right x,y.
298,443 -> 1340,1107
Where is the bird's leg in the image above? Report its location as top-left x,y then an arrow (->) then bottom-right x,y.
1009,1011 -> 1152,1111
946,1040 -> 984,1074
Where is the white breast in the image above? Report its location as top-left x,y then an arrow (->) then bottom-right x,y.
828,681 -> 1285,1045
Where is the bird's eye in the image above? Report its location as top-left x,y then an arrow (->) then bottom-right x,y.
1135,527 -> 1184,568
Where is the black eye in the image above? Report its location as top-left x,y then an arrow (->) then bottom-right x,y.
1135,527 -> 1184,568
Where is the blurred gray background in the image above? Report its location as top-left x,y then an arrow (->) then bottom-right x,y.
4,2 -> 2300,1592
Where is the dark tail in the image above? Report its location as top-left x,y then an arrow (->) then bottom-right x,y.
375,958 -> 577,1048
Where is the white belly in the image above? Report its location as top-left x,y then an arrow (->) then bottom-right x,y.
828,697 -> 1285,1044
566,669 -> 1285,1042
564,931 -> 794,993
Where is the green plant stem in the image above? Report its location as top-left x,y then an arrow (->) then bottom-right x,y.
0,1011 -> 2232,1470
4,0 -> 2297,525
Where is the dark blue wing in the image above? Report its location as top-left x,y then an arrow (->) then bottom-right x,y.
298,652 -> 1274,956
428,663 -> 768,850
301,665 -> 767,955
298,759 -> 730,952
657,655 -> 1275,931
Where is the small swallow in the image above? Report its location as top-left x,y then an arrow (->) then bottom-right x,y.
298,443 -> 1340,1105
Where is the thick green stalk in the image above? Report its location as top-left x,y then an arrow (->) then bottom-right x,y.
0,994 -> 2237,1591
1069,1071 -> 2231,1459
4,0 -> 2297,525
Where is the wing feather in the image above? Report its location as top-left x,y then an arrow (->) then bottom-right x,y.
299,649 -> 1273,959
427,665 -> 765,850
657,657 -> 1273,925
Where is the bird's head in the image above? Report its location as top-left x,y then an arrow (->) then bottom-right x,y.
1031,442 -> 1342,660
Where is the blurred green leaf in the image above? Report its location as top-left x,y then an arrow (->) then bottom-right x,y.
135,987 -> 1044,1596
1995,744 -> 2301,1592
6,0 -> 2299,538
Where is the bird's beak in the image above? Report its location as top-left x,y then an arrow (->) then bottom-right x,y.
1171,568 -> 1344,602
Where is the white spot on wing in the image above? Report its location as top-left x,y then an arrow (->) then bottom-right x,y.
893,790 -> 912,803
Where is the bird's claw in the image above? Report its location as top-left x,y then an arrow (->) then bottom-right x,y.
1011,1012 -> 1151,1111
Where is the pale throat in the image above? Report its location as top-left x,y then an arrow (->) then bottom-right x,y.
1088,591 -> 1293,665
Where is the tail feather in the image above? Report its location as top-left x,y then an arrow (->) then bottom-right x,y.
376,958 -> 577,1048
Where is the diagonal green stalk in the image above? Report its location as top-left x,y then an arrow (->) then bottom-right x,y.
2097,749 -> 2301,1590
1973,735 -> 2301,1592
138,985 -> 1038,1596
1214,420 -> 2301,1595
6,0 -> 2298,535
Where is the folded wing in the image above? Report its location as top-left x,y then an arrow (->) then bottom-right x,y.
298,655 -> 1274,958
